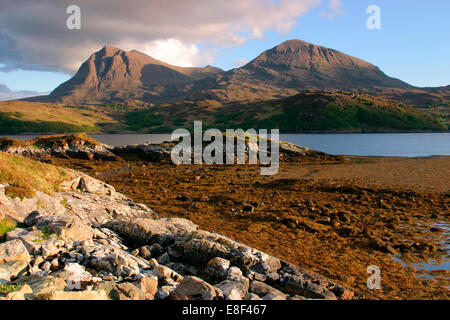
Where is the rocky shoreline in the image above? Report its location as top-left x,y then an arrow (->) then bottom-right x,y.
0,135 -> 354,300
0,170 -> 353,300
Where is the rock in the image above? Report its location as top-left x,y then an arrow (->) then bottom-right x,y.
227,267 -> 244,281
157,252 -> 171,265
138,246 -> 152,259
0,260 -> 28,278
0,239 -> 31,264
249,281 -> 286,299
173,276 -> 223,300
0,269 -> 10,284
207,257 -> 230,280
77,175 -> 117,198
242,204 -> 254,212
134,275 -> 158,299
27,214 -> 94,242
262,292 -> 286,300
215,280 -> 247,300
4,284 -> 33,300
30,276 -> 67,300
40,290 -> 108,300
149,259 -> 183,283
64,263 -> 93,290
105,218 -> 198,246
116,282 -> 146,300
246,293 -> 263,300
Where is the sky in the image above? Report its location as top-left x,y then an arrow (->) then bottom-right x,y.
0,0 -> 449,97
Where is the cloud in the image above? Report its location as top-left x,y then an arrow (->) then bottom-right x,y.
0,83 -> 48,101
233,58 -> 250,68
0,0 -> 321,74
142,39 -> 213,67
321,0 -> 345,19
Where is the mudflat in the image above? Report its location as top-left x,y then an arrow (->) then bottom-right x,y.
52,155 -> 450,299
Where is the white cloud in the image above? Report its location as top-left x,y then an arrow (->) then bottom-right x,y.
233,58 -> 250,68
321,0 -> 345,19
0,0 -> 321,74
143,39 -> 202,67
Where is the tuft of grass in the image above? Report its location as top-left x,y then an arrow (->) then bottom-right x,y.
0,217 -> 17,242
0,283 -> 21,294
0,152 -> 73,200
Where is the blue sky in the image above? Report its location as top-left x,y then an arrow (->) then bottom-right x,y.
1,0 -> 449,93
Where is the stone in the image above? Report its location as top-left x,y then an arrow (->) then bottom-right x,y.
4,284 -> 33,300
40,290 -> 108,300
30,276 -> 67,300
215,280 -> 247,300
157,252 -> 170,265
105,218 -> 198,245
29,214 -> 94,242
0,260 -> 28,278
0,269 -> 10,284
207,257 -> 230,280
227,266 -> 244,281
249,281 -> 286,299
116,282 -> 146,300
149,259 -> 183,283
173,276 -> 223,300
246,293 -> 263,300
134,275 -> 158,299
0,239 -> 31,264
251,253 -> 282,274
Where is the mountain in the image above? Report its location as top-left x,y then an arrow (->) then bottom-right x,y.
28,40 -> 421,105
30,46 -> 224,104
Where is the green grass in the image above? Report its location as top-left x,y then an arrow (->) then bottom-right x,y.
0,283 -> 21,294
0,152 -> 73,200
0,218 -> 17,242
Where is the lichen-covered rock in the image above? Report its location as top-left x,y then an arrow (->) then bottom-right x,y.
105,218 -> 198,245
0,239 -> 31,264
0,260 -> 28,278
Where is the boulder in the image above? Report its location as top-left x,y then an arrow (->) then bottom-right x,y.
0,239 -> 31,264
215,280 -> 247,300
206,257 -> 230,280
134,275 -> 158,299
29,276 -> 67,300
249,281 -> 287,299
0,260 -> 28,278
173,276 -> 223,300
105,218 -> 198,245
4,284 -> 33,300
40,290 -> 108,300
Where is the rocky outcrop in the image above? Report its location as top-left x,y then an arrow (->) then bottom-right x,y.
0,135 -> 116,161
0,164 -> 353,300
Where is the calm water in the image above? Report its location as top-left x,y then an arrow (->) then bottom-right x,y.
2,133 -> 449,157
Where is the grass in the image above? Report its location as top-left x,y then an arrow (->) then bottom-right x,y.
0,218 -> 16,242
0,152 -> 73,200
0,101 -> 118,134
0,283 -> 21,294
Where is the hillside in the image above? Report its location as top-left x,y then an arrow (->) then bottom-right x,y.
0,101 -> 121,133
122,91 -> 447,133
